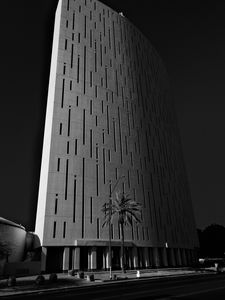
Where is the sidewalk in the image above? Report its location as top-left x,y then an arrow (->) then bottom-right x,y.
0,268 -> 209,297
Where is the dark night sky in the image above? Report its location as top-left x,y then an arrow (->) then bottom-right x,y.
0,0 -> 224,231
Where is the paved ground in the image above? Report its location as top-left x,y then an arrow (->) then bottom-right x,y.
0,267 -> 213,298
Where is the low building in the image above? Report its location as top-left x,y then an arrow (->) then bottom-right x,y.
0,217 -> 41,277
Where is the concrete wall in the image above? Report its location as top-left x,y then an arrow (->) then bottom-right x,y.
3,262 -> 41,277
0,223 -> 26,263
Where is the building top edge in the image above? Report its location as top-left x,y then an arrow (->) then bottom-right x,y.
0,217 -> 25,230
97,0 -> 167,77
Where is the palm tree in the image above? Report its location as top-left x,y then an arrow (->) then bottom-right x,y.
102,192 -> 142,273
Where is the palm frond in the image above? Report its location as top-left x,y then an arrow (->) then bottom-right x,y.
102,192 -> 142,230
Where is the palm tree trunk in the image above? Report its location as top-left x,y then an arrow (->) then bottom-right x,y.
120,222 -> 125,273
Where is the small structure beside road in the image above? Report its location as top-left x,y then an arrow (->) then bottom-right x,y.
0,217 -> 41,278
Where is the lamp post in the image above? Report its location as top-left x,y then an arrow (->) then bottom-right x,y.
108,175 -> 125,280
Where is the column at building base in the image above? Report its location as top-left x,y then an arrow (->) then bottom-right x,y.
88,247 -> 97,271
128,248 -> 133,269
161,247 -> 168,267
132,247 -> 139,269
153,247 -> 160,267
175,248 -> 182,266
168,248 -> 176,266
181,248 -> 187,266
191,249 -> 198,265
189,249 -> 194,266
148,248 -> 153,266
119,247 -> 128,270
139,248 -> 144,268
102,248 -> 106,270
105,247 -> 110,270
143,247 -> 150,268
41,247 -> 47,272
72,247 -> 80,270
63,247 -> 70,272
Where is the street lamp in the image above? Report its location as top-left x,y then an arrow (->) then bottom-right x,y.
108,175 -> 125,280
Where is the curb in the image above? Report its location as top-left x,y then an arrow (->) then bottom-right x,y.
0,271 -> 212,298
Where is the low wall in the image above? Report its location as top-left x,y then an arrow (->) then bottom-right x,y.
3,261 -> 41,277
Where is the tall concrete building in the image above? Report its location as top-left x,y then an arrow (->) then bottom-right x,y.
35,0 -> 199,272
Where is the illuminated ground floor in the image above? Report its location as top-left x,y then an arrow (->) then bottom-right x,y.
41,245 -> 198,273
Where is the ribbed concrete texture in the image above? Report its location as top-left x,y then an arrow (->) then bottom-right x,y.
35,0 -> 199,272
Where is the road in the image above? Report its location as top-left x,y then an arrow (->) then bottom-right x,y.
3,273 -> 225,299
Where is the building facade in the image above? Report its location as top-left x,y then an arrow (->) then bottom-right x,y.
35,0 -> 199,272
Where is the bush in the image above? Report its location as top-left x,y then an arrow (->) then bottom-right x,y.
77,271 -> 84,279
7,276 -> 16,287
49,273 -> 58,283
86,274 -> 94,281
35,275 -> 45,285
68,269 -> 76,276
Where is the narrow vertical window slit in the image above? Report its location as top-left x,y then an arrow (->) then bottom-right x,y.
90,197 -> 93,223
100,44 -> 103,66
82,158 -> 85,238
97,218 -> 100,239
61,79 -> 65,108
53,222 -> 56,238
72,11 -> 75,30
68,108 -> 71,136
57,158 -> 60,172
113,120 -> 116,152
75,139 -> 78,155
96,164 -> 99,196
83,109 -> 86,145
105,67 -> 108,88
71,44 -> 74,68
54,198 -> 58,214
90,71 -> 92,87
83,46 -> 86,94
67,141 -> 70,154
90,100 -> 92,115
118,107 -> 123,164
77,56 -> 80,83
65,159 -> 69,200
103,148 -> 106,184
106,106 -> 109,134
112,21 -> 116,58
73,179 -> 76,222
84,16 -> 87,38
90,130 -> 92,158
90,29 -> 92,47
63,222 -> 66,238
